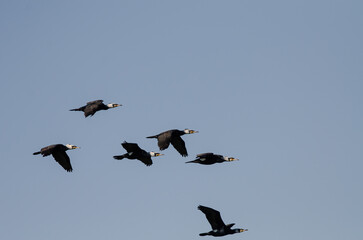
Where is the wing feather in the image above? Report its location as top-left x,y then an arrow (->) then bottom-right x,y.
87,100 -> 103,105
170,136 -> 187,157
157,131 -> 173,150
198,205 -> 226,230
138,156 -> 153,166
52,151 -> 73,172
40,145 -> 57,157
122,142 -> 143,153
196,153 -> 214,158
84,101 -> 105,117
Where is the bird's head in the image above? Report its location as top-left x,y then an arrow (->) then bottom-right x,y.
233,228 -> 247,233
149,152 -> 164,157
184,129 -> 198,134
107,103 -> 122,108
65,144 -> 80,150
224,156 -> 239,162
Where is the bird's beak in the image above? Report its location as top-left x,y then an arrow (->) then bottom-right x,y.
191,130 -> 199,134
240,229 -> 248,232
156,153 -> 164,156
73,146 -> 80,149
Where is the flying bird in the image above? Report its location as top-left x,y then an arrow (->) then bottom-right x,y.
113,142 -> 163,166
70,100 -> 121,117
33,144 -> 79,172
198,205 -> 248,237
146,129 -> 198,157
186,153 -> 238,165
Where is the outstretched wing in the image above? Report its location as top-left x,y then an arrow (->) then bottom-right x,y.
84,100 -> 105,117
198,205 -> 226,230
138,155 -> 153,166
52,151 -> 73,172
87,100 -> 103,105
156,131 -> 173,150
121,142 -> 143,153
196,153 -> 214,158
170,136 -> 187,157
40,144 -> 57,157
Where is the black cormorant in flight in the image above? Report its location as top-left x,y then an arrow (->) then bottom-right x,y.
198,205 -> 248,237
113,142 -> 163,166
70,100 -> 121,117
146,129 -> 198,157
186,153 -> 238,165
33,144 -> 79,172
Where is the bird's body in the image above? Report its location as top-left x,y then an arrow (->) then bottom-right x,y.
70,100 -> 121,117
146,129 -> 198,157
198,205 -> 247,237
113,142 -> 163,166
186,153 -> 238,165
33,144 -> 79,172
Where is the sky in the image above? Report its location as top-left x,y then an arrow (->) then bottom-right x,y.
1,1 -> 362,239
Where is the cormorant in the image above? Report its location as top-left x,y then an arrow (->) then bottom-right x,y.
70,100 -> 121,117
113,141 -> 163,166
33,144 -> 79,172
146,129 -> 198,157
186,153 -> 238,165
198,205 -> 248,237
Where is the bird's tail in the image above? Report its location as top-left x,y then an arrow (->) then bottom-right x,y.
113,154 -> 126,160
185,159 -> 199,164
69,107 -> 82,111
199,232 -> 209,236
33,151 -> 41,155
146,135 -> 158,139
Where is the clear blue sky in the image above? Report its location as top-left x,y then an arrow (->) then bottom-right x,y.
1,1 -> 362,239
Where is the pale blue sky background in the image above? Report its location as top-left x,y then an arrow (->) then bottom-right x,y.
1,1 -> 362,240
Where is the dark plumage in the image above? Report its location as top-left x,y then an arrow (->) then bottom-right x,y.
198,205 -> 247,237
146,129 -> 198,157
33,144 -> 79,172
186,153 -> 238,165
70,100 -> 121,117
113,142 -> 163,166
